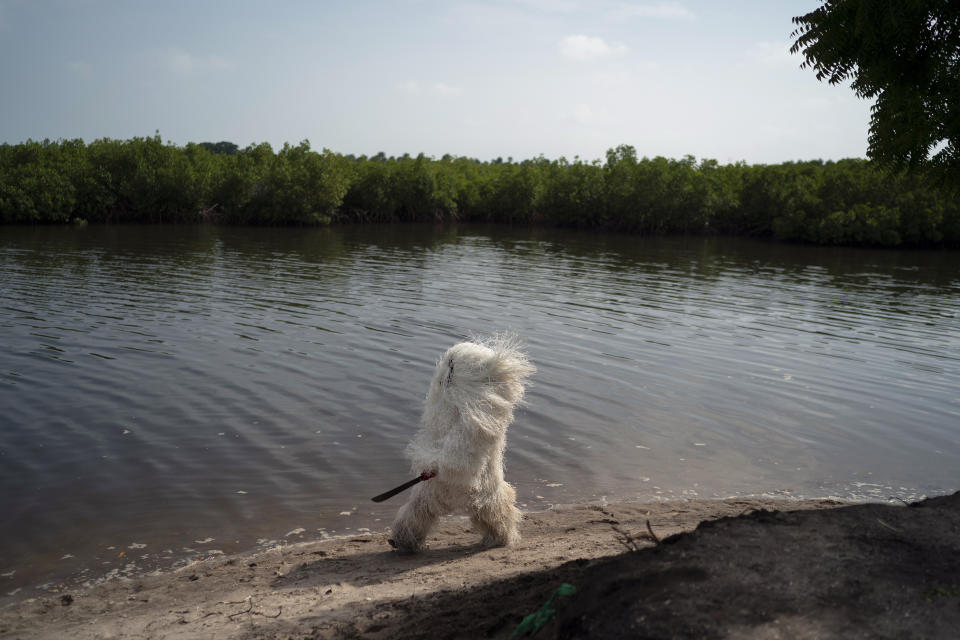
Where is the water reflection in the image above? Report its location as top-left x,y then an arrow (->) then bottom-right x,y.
1,224 -> 958,600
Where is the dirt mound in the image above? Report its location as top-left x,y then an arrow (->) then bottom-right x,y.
555,492 -> 960,639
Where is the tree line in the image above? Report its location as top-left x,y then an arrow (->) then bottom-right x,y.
1,136 -> 957,247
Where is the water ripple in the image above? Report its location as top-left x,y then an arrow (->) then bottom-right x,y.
1,225 -> 959,599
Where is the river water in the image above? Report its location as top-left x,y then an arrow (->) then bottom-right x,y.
1,224 -> 958,599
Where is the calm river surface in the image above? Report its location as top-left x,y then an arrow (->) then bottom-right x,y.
2,224 -> 959,598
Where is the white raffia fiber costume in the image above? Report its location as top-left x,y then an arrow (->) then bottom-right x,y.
391,337 -> 535,552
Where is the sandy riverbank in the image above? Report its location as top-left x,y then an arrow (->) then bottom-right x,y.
1,493 -> 958,639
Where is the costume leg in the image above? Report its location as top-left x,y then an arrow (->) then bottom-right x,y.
391,483 -> 441,553
471,482 -> 521,547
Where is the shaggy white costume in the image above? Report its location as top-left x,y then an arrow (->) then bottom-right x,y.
391,337 -> 534,552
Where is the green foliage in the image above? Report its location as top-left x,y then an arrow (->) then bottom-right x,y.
480,161 -> 542,223
791,1 -> 960,183
199,141 -> 240,155
925,584 -> 960,602
538,157 -> 605,228
0,138 -> 957,246
390,153 -> 454,221
512,583 -> 577,637
340,158 -> 397,221
241,140 -> 351,225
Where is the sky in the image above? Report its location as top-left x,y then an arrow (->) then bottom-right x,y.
0,0 -> 873,164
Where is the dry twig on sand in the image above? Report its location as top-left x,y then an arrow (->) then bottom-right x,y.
612,520 -> 660,552
227,597 -> 282,620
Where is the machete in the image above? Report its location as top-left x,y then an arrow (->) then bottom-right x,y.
370,471 -> 436,502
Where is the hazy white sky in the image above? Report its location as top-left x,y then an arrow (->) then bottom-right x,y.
0,0 -> 872,163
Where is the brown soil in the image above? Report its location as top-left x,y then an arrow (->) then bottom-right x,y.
1,493 -> 957,639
